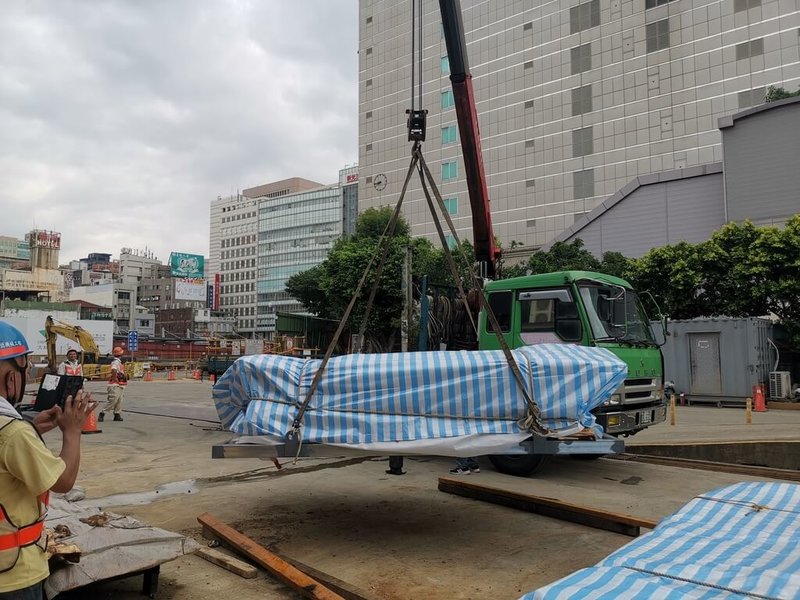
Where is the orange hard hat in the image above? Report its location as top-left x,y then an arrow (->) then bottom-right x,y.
113,346 -> 124,356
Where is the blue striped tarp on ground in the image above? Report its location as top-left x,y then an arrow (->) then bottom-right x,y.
213,344 -> 626,444
521,481 -> 800,600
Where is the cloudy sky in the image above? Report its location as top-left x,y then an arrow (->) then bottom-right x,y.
1,0 -> 359,264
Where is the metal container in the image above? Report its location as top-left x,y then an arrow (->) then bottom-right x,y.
654,317 -> 775,405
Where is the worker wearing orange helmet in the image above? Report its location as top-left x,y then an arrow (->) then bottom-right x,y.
0,321 -> 96,597
99,346 -> 127,423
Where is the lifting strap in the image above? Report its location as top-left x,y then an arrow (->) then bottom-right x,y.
285,146 -> 423,455
416,149 -> 548,435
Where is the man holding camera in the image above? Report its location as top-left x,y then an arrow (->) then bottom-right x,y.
0,321 -> 96,599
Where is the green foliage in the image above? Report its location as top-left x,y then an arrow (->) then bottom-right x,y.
765,85 -> 800,102
506,240 -> 601,277
355,206 -> 410,238
628,218 -> 800,348
285,207 -> 476,351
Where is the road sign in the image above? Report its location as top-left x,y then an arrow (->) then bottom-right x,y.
128,330 -> 139,352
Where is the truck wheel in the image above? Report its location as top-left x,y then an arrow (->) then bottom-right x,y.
488,454 -> 549,477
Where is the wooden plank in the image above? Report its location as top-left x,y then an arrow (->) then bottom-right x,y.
195,547 -> 259,579
197,512 -> 346,600
281,556 -> 383,600
438,477 -> 657,537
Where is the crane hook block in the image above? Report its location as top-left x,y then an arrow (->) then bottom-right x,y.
406,109 -> 428,142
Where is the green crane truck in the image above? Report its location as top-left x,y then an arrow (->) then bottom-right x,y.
478,270 -> 667,475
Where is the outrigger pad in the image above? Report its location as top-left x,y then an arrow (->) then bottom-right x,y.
213,344 -> 626,453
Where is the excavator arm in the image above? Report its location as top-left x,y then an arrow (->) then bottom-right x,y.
439,0 -> 500,279
45,316 -> 100,373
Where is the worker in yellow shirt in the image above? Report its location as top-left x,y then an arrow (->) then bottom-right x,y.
0,321 -> 96,599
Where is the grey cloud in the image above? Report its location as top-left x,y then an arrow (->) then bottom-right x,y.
0,0 -> 358,262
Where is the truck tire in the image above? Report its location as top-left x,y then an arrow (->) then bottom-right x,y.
488,454 -> 549,477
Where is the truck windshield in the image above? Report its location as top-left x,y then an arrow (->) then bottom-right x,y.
577,284 -> 655,344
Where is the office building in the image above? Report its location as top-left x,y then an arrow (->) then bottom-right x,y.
358,0 -> 800,257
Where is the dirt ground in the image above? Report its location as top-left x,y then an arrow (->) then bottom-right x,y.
37,378 -> 799,600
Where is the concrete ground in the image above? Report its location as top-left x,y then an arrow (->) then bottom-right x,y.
34,378 -> 800,600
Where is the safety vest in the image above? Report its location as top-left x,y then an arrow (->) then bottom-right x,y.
0,420 -> 49,573
108,359 -> 127,386
62,361 -> 83,376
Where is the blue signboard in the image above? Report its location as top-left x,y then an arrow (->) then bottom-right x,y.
128,330 -> 139,352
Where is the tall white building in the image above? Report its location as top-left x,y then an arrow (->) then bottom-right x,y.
357,0 -> 800,257
209,179 -> 321,337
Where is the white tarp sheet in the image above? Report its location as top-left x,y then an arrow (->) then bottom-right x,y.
213,344 -> 627,456
521,481 -> 800,600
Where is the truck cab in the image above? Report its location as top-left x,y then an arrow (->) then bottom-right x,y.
479,270 -> 667,437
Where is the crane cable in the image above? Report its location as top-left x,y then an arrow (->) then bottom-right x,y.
415,146 -> 549,436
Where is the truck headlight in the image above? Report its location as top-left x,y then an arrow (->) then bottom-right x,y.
604,394 -> 621,406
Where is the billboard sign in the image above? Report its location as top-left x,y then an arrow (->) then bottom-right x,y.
213,273 -> 220,310
175,278 -> 207,302
169,252 -> 205,278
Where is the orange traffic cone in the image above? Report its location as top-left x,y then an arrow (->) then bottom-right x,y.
144,370 -> 152,382
82,410 -> 102,435
193,369 -> 200,380
210,373 -> 216,384
753,384 -> 767,412
168,370 -> 176,381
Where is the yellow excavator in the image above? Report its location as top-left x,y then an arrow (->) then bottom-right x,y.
44,316 -> 110,380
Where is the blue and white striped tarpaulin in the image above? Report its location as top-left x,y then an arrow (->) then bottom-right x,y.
521,481 -> 800,600
213,344 -> 626,452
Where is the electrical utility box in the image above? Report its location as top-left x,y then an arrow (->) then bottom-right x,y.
653,317 -> 775,406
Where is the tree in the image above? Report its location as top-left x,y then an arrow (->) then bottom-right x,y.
765,85 -> 800,102
285,208 -> 457,352
750,216 -> 800,345
627,242 -> 706,319
507,240 -> 601,277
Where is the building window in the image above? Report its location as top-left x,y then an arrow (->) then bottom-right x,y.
366,143 -> 373,151
366,47 -> 372,55
442,90 -> 455,109
734,0 -> 761,12
645,0 -> 675,8
735,39 -> 764,60
570,0 -> 600,34
525,140 -> 535,149
366,78 -> 373,87
526,179 -> 536,188
441,56 -> 450,75
571,43 -> 592,75
573,169 -> 595,199
444,233 -> 457,249
443,197 -> 458,215
524,100 -> 534,109
366,111 -> 373,118
441,125 -> 457,145
571,85 -> 593,115
572,126 -> 594,157
737,87 -> 766,108
523,22 -> 532,31
442,161 -> 458,181
524,61 -> 533,69
646,19 -> 670,53
366,16 -> 372,24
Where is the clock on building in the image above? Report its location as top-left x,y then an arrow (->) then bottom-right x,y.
373,173 -> 387,191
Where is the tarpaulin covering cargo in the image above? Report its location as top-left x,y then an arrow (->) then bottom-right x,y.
213,344 -> 626,456
521,481 -> 800,600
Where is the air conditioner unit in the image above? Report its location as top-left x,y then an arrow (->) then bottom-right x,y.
769,371 -> 792,399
